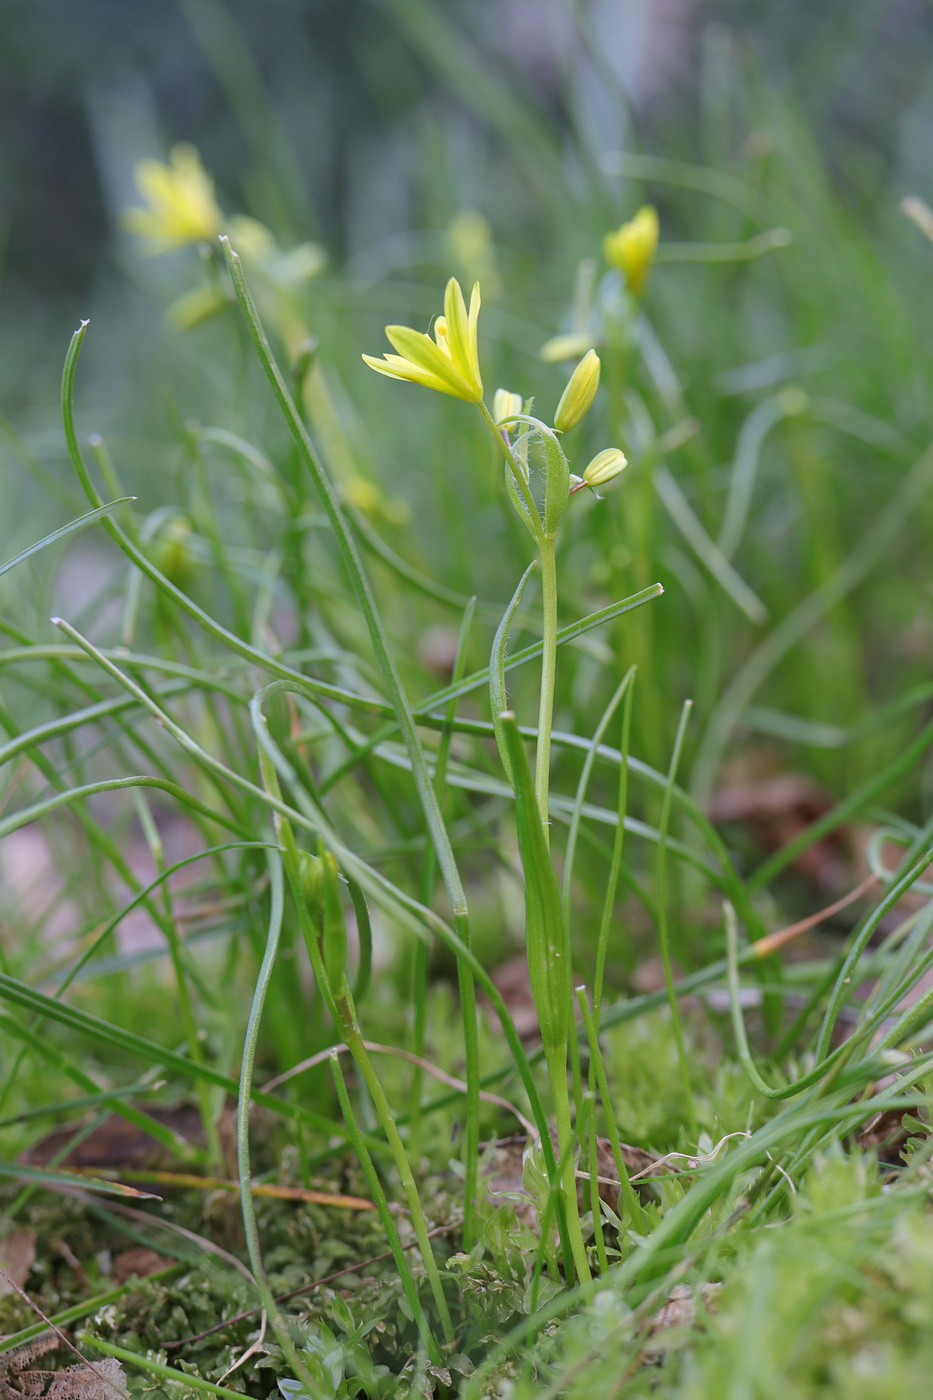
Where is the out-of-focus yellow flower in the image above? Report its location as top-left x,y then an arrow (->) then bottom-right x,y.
225,214 -> 277,264
363,278 -> 483,402
345,475 -> 411,527
539,331 -> 601,364
166,283 -> 228,332
448,210 -> 502,300
123,144 -> 223,253
226,214 -> 326,289
604,206 -> 659,297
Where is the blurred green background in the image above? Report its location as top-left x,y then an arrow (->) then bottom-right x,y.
3,0 -> 933,812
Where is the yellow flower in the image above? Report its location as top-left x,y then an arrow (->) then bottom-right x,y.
604,205 -> 659,297
363,278 -> 483,402
123,144 -> 223,253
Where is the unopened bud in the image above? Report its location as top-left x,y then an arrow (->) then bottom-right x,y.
298,851 -> 325,909
153,517 -> 196,586
583,447 -> 627,488
554,349 -> 600,433
493,388 -> 523,424
603,206 -> 659,297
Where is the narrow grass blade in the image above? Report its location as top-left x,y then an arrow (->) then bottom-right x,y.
499,711 -> 589,1284
329,1051 -> 438,1362
0,974 -> 371,1143
561,668 -> 635,924
490,561 -> 536,788
0,1265 -> 183,1357
692,440 -> 933,805
593,676 -> 635,1022
748,716 -> 933,892
0,1161 -> 159,1200
79,1335 -> 263,1400
655,465 -> 768,623
657,700 -> 695,1136
0,498 -> 134,580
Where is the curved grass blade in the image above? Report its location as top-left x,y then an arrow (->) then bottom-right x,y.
0,1161 -> 159,1200
654,465 -> 768,623
657,700 -> 696,1136
499,712 -> 589,1285
593,676 -> 635,1022
0,498 -> 134,581
692,440 -> 933,806
0,974 -> 370,1144
490,562 -> 536,788
561,667 -> 635,925
235,849 -> 322,1397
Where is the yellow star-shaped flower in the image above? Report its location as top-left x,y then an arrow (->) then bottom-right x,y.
604,205 -> 659,297
363,278 -> 483,402
123,144 -> 223,254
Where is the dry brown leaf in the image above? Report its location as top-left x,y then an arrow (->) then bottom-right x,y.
111,1247 -> 169,1284
711,772 -> 853,894
0,1231 -> 36,1296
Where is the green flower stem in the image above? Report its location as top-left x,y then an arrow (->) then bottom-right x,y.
337,1010 -> 454,1345
576,987 -> 648,1235
329,1051 -> 438,1360
477,399 -> 543,536
535,533 -> 558,837
220,248 -> 481,1246
477,400 -> 559,836
582,1093 -> 609,1274
236,849 -> 324,1400
253,744 -> 453,1348
132,791 -> 223,1171
659,700 -> 697,1139
547,1045 -> 592,1286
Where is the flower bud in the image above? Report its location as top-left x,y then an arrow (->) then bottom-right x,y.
554,348 -> 600,433
493,388 -> 523,424
298,850 -> 325,910
583,447 -> 627,488
152,517 -> 197,585
299,849 -> 348,992
603,206 -> 659,297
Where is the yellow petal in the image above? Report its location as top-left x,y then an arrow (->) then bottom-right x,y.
384,325 -> 473,397
443,278 -> 471,372
362,354 -> 467,398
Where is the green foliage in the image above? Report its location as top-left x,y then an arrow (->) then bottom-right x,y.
4,2 -> 933,1395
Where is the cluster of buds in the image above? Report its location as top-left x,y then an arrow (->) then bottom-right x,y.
494,344 -> 627,520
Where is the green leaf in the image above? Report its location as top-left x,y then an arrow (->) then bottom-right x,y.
490,562 -> 536,788
0,498 -> 134,581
